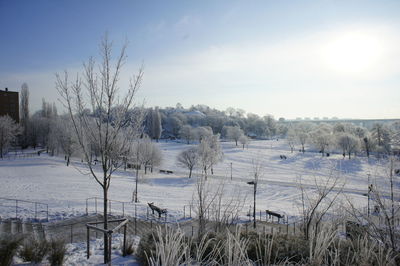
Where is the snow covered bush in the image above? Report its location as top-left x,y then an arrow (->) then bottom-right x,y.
18,237 -> 48,264
47,238 -> 67,266
0,234 -> 23,266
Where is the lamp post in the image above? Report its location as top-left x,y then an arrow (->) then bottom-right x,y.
247,180 -> 257,228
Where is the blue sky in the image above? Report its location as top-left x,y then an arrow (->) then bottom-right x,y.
1,0 -> 399,119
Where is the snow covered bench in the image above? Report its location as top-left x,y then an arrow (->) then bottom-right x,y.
159,169 -> 173,174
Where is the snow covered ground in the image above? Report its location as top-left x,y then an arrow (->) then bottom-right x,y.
1,139 -> 398,265
0,139 -> 396,223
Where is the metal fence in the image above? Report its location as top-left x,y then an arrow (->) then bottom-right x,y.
0,197 -> 48,221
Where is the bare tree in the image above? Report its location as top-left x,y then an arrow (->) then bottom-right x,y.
345,157 -> 399,251
176,147 -> 198,178
0,115 -> 20,158
56,35 -> 143,264
298,168 -> 344,240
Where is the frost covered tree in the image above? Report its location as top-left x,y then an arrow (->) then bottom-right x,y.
137,136 -> 162,174
310,124 -> 332,156
239,135 -> 249,149
286,128 -> 296,153
54,117 -> 76,166
194,126 -> 213,142
19,83 -> 30,148
336,133 -> 359,159
0,115 -> 20,158
362,133 -> 376,158
197,134 -> 223,179
294,122 -> 313,153
176,147 -> 198,178
225,126 -> 244,146
56,35 -> 144,264
150,107 -> 162,142
179,125 -> 194,144
371,123 -> 391,154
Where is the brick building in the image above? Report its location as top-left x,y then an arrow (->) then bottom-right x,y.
0,88 -> 19,123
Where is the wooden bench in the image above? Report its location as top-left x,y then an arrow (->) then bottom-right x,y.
148,202 -> 167,218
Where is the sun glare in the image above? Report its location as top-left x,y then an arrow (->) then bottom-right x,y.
322,31 -> 384,74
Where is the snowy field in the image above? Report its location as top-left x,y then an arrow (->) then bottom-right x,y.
1,139 -> 396,223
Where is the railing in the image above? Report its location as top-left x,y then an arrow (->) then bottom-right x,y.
86,218 -> 129,262
0,197 -> 48,221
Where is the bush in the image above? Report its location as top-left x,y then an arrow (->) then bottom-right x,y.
18,237 -> 48,263
0,234 -> 23,266
47,238 -> 67,266
121,236 -> 135,257
136,231 -> 158,266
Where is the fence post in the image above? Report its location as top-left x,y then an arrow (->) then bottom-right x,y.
122,202 -> 125,217
46,205 -> 49,222
109,201 -> 111,216
87,227 -> 90,259
189,205 -> 192,218
135,204 -> 137,235
86,199 -> 88,215
183,206 -> 185,219
123,224 -> 127,255
15,200 -> 18,219
95,198 -> 98,214
35,203 -> 37,220
191,225 -> 194,237
294,222 -> 296,235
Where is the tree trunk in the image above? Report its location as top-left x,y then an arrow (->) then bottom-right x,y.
235,140 -> 238,146
67,156 -> 70,166
189,168 -> 192,178
103,184 -> 109,264
135,167 -> 139,203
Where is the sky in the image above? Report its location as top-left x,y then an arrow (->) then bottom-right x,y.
0,0 -> 399,120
